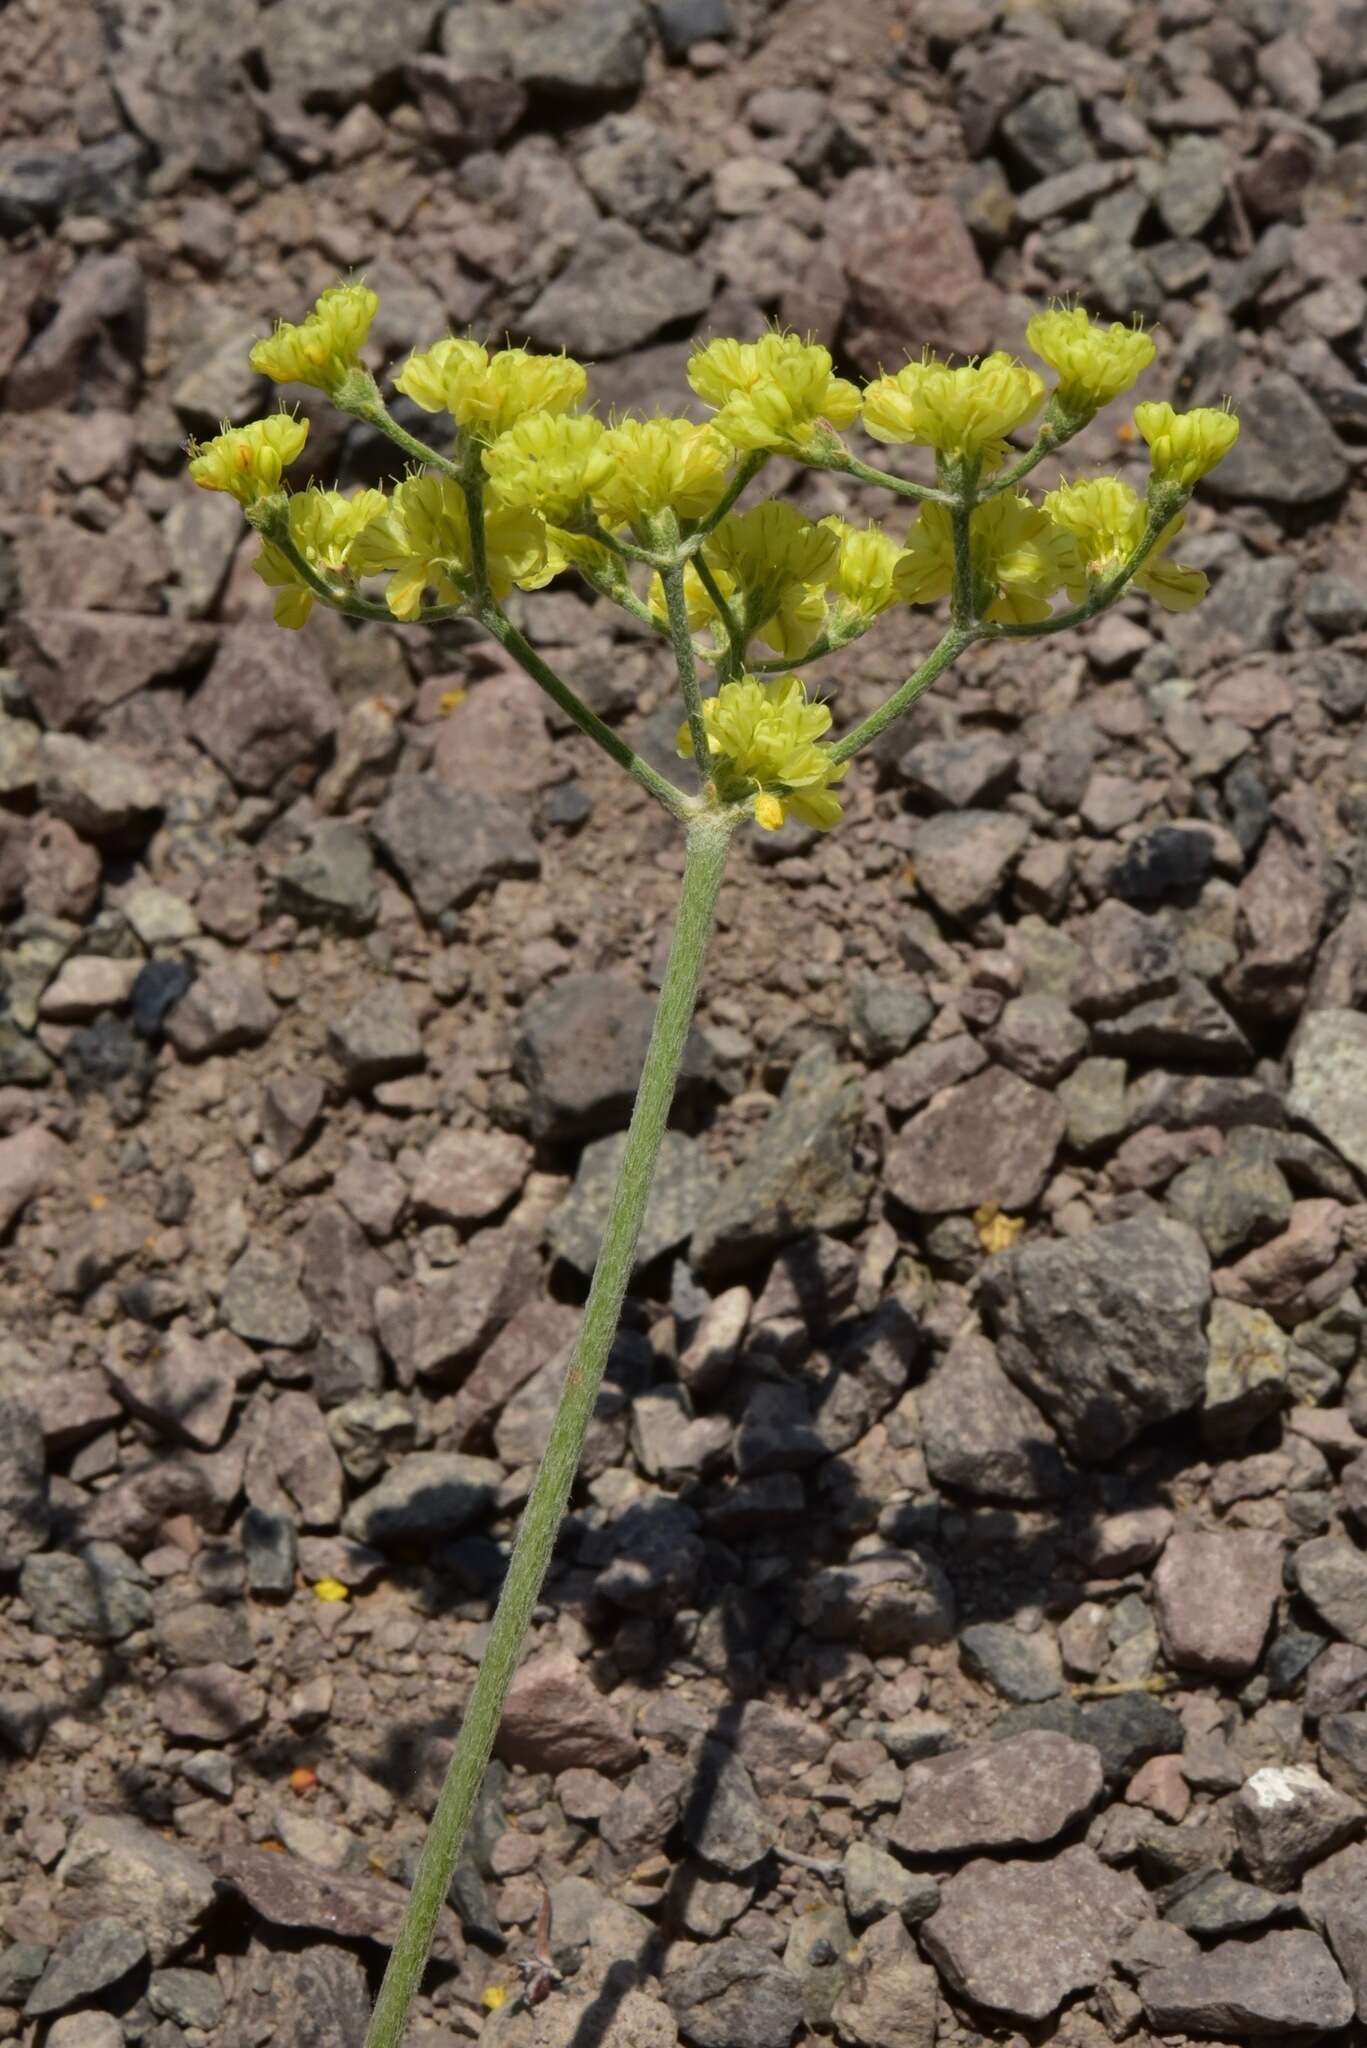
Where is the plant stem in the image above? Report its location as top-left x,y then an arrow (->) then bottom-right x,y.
362,812 -> 733,2048
830,626 -> 973,764
481,606 -> 691,820
661,561 -> 713,778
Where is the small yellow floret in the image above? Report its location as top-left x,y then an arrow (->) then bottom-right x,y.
1044,474 -> 1208,613
975,1203 -> 1026,1254
252,483 -> 389,627
820,518 -> 904,620
396,339 -> 587,441
313,1578 -> 349,1602
688,331 -> 861,453
677,672 -> 847,831
250,282 -> 379,393
592,416 -> 733,531
1026,306 -> 1156,418
1132,400 -> 1240,488
187,413 -> 309,505
862,352 -> 1045,470
894,494 -> 1073,625
348,474 -> 550,618
482,413 -> 610,525
481,1986 -> 509,2012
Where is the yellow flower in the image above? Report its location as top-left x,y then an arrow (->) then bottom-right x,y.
862,352 -> 1045,470
1026,305 -> 1156,418
893,494 -> 1072,625
252,484 -> 389,628
701,500 -> 839,656
688,331 -> 861,453
592,416 -> 733,532
1132,400 -> 1240,488
312,1578 -> 349,1602
249,282 -> 379,393
677,672 -> 848,830
187,413 -> 309,505
348,475 -> 550,619
395,339 -> 587,441
819,518 -> 904,620
1044,474 -> 1207,612
482,413 -> 610,525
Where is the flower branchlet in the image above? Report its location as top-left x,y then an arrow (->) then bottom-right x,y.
188,291 -> 1238,835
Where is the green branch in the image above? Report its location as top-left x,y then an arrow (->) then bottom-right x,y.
691,554 -> 747,680
830,626 -> 973,764
661,559 -> 712,779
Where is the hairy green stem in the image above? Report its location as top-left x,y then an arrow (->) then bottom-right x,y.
661,560 -> 713,778
830,626 -> 973,764
363,813 -> 734,2048
822,451 -> 950,504
691,554 -> 747,680
480,607 -> 690,819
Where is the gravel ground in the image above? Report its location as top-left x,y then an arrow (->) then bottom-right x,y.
3,1 -> 1367,2045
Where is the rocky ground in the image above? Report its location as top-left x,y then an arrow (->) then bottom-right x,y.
3,0 -> 1367,2044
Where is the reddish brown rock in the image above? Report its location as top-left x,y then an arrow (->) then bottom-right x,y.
1153,1530 -> 1283,1677
498,1648 -> 639,1774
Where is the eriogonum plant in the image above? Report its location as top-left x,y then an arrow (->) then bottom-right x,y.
187,284 -> 1238,2048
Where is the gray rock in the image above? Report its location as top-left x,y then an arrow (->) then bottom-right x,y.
1073,899 -> 1180,1017
908,810 -> 1030,922
1203,373 -> 1349,507
1077,1692 -> 1182,1783
165,961 -> 278,1059
577,114 -> 691,228
1300,1841 -> 1367,2021
1290,1009 -> 1367,1179
188,626 -> 337,792
1095,979 -> 1250,1066
514,973 -> 657,1144
260,0 -> 443,106
277,823 -> 379,934
146,1967 -> 223,2032
328,983 -> 424,1091
799,1546 -> 956,1655
692,1048 -> 871,1279
45,2015 -> 123,2048
155,1661 -> 266,1744
896,732 -> 1017,810
735,1381 -> 825,1475
37,734 -> 160,842
666,1938 -> 803,2048
783,1902 -> 852,2033
55,1815 -> 216,1965
1166,1871 -> 1287,1937
0,1395 -> 47,1569
985,994 -> 1088,1086
682,1741 -> 775,1875
919,1329 -> 1069,1503
842,1842 -> 938,1928
219,1243 -> 314,1349
20,1544 -> 152,1641
883,1034 -> 988,1118
1307,1644 -> 1367,1720
370,776 -> 539,921
1233,1764 -> 1362,1888
1295,1537 -> 1367,1649
155,1598 -> 253,1670
214,1843 -> 461,1960
525,220 -> 713,358
1169,1140 -> 1294,1261
884,1064 -> 1065,1215
343,1452 -> 500,1549
921,1845 -> 1150,2023
1203,1299 -> 1290,1447
1141,1929 -> 1354,2036
105,1326 -> 242,1453
847,974 -> 933,1064
830,1911 -> 937,2048
1057,1056 -> 1129,1153
890,1729 -> 1102,1856
959,1621 -> 1062,1703
228,1943 -> 371,2048
1153,1529 -> 1283,1678
656,0 -> 733,57
1320,1712 -> 1367,1802
25,1919 -> 148,2018
549,1129 -> 716,1276
980,1213 -> 1211,1462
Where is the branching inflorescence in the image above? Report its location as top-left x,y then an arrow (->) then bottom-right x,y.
185,287 -> 1239,2048
190,283 -> 1238,840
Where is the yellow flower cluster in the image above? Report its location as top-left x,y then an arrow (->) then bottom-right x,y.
250,283 -> 378,394
862,352 -> 1045,470
482,413 -> 611,526
593,417 -> 733,532
1044,476 -> 1207,612
688,332 -> 861,454
396,339 -> 587,442
677,674 -> 848,830
894,495 -> 1074,626
1026,306 -> 1155,419
1134,400 -> 1240,488
188,413 -> 309,504
349,475 -> 551,618
254,485 -> 388,627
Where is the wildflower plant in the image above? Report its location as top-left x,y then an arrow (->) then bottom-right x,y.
187,282 -> 1238,2048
